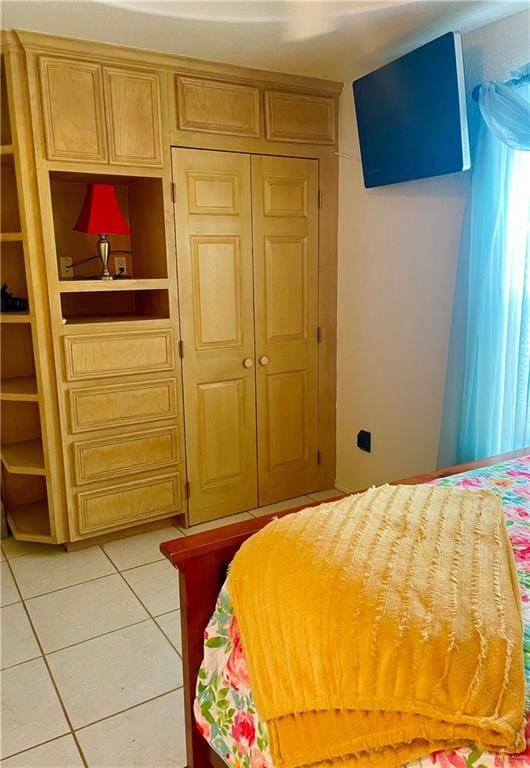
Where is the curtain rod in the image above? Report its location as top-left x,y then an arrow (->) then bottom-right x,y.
472,70 -> 530,102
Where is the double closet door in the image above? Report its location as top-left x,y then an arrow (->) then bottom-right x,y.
172,148 -> 319,523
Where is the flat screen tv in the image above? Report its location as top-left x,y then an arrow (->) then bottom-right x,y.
352,32 -> 470,188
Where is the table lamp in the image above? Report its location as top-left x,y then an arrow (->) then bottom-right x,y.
73,183 -> 130,280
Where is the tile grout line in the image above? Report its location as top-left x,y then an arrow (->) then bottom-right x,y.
42,617 -> 153,658
9,568 -> 118,602
5,551 -> 182,657
1,556 -> 89,768
1,650 -> 43,673
8,543 -> 181,765
1,733 -> 81,764
73,685 -> 183,734
98,547 -> 183,657
2,686 -> 184,764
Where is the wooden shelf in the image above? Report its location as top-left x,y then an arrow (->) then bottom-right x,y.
0,312 -> 32,323
0,232 -> 23,242
62,314 -> 165,326
1,439 -> 46,475
0,144 -> 14,155
58,278 -> 169,292
1,376 -> 38,401
6,499 -> 53,542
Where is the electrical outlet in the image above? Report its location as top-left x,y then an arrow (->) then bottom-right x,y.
59,256 -> 73,279
113,255 -> 128,276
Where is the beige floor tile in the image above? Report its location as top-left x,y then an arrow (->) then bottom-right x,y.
121,560 -> 180,616
26,574 -> 149,653
306,488 -> 344,502
76,689 -> 186,768
249,495 -> 313,517
1,603 -> 40,669
179,511 -> 253,535
1,658 -> 69,759
10,547 -> 115,599
102,526 -> 184,571
47,620 -> 182,729
2,735 -> 84,768
1,536 -> 55,560
1,561 -> 20,607
155,610 -> 182,654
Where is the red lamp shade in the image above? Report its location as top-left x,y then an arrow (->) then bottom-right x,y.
73,183 -> 130,235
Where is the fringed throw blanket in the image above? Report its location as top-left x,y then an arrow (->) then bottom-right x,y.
228,484 -> 525,768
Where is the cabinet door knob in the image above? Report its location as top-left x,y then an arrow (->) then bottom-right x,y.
243,358 -> 254,368
259,355 -> 270,366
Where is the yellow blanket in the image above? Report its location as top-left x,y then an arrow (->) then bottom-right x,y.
228,484 -> 525,768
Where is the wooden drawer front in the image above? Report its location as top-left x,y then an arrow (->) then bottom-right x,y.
76,474 -> 181,535
68,378 -> 177,433
63,329 -> 174,381
104,67 -> 163,166
177,76 -> 260,138
73,427 -> 179,485
40,57 -> 107,162
265,91 -> 336,144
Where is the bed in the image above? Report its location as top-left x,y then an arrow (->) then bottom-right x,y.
161,448 -> 530,768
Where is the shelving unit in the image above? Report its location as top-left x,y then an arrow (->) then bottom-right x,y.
0,41 -> 67,543
1,439 -> 45,475
46,171 -> 172,328
0,375 -> 38,400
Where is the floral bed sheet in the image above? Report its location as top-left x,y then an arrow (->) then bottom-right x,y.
195,456 -> 530,768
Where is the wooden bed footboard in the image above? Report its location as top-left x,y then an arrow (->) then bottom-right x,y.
160,448 -> 529,768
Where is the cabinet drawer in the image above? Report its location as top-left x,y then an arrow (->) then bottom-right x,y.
76,474 -> 181,535
68,378 -> 177,433
63,329 -> 174,381
73,427 -> 179,484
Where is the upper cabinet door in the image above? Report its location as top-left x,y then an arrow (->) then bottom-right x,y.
176,76 -> 260,138
103,67 -> 163,167
40,57 -> 108,162
265,91 -> 336,144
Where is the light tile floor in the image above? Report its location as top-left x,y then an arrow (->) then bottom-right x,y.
0,490 -> 339,767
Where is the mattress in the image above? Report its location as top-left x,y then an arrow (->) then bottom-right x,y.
194,456 -> 530,768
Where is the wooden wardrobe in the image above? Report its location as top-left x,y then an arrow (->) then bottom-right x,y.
0,29 -> 342,541
174,149 -> 318,522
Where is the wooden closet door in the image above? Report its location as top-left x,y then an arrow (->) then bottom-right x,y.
172,148 -> 257,523
252,155 -> 319,504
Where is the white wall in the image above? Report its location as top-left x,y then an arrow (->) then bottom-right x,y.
335,9 -> 530,491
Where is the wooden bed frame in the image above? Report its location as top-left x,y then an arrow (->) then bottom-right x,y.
160,448 -> 529,768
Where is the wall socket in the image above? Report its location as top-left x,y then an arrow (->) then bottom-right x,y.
113,256 -> 128,276
59,256 -> 73,279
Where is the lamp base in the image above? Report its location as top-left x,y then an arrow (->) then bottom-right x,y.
97,235 -> 114,280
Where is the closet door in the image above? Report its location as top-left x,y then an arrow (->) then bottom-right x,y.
252,155 -> 319,504
172,148 -> 258,523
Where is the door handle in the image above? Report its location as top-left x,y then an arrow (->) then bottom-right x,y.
259,355 -> 270,366
243,358 -> 254,368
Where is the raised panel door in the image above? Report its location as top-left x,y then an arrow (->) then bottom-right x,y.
252,155 -> 319,503
177,77 -> 260,137
265,91 -> 336,144
103,67 -> 163,166
39,57 -> 107,162
172,148 -> 257,523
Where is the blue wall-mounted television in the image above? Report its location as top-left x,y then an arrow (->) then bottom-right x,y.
352,32 -> 470,188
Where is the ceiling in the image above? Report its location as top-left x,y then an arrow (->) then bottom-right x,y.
1,0 -> 527,80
